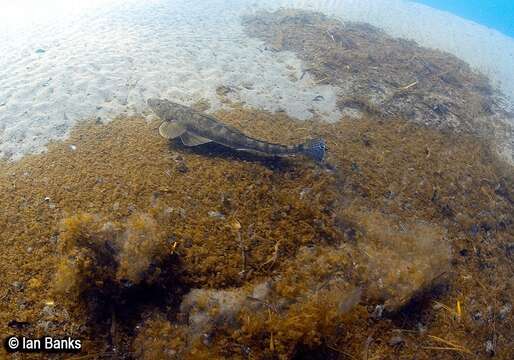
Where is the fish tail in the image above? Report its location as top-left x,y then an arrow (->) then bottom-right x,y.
299,138 -> 326,162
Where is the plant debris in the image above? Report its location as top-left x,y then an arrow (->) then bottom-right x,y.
242,9 -> 514,164
0,9 -> 513,359
0,106 -> 511,358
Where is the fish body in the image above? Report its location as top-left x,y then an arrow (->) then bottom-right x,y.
147,98 -> 326,162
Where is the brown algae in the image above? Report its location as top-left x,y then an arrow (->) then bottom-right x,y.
0,107 -> 512,359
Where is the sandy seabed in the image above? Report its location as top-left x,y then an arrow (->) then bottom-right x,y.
0,1 -> 513,359
0,0 -> 513,161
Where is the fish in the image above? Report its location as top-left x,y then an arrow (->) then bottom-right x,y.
147,98 -> 326,162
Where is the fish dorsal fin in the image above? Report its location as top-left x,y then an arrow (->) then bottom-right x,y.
180,132 -> 212,147
159,121 -> 186,139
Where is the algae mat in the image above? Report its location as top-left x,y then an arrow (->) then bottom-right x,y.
0,108 -> 512,359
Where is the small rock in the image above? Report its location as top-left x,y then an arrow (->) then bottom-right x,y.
171,154 -> 184,162
38,320 -> 57,332
371,304 -> 384,319
481,222 -> 492,233
432,103 -> 449,116
240,345 -> 252,358
202,333 -> 212,346
12,281 -> 24,291
208,211 -> 225,220
17,299 -> 27,310
8,319 -> 30,329
216,85 -> 232,97
49,235 -> 59,245
165,349 -> 177,357
69,144 -> 77,151
251,282 -> 271,301
384,190 -> 395,199
27,247 -> 33,253
176,208 -> 186,218
176,162 -> 188,173
389,335 -> 405,347
506,243 -> 514,258
498,303 -> 512,320
494,182 -> 510,199
485,340 -> 495,356
299,188 -> 311,199
472,310 -> 482,321
470,224 -> 480,236
433,302 -> 443,310
416,322 -> 427,334
440,204 -> 453,217
41,305 -> 55,318
242,82 -> 254,90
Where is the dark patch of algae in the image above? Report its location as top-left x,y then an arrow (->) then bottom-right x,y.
0,108 -> 512,359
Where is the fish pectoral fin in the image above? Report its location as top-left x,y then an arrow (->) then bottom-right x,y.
159,121 -> 186,139
180,132 -> 212,146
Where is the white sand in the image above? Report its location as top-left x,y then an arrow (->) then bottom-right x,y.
0,0 -> 513,161
263,0 -> 514,106
0,0 -> 341,160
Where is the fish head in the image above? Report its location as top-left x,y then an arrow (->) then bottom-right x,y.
147,98 -> 189,122
147,98 -> 168,118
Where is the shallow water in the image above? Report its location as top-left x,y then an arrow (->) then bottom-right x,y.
0,1 -> 513,359
1,0 -> 514,160
415,0 -> 514,37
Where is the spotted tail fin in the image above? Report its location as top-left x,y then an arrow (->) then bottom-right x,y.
301,138 -> 326,162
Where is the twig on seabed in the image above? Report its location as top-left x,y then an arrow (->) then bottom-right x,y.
326,30 -> 335,42
259,240 -> 281,271
399,81 -> 418,91
423,335 -> 473,355
238,230 -> 246,276
231,219 -> 246,277
314,76 -> 329,85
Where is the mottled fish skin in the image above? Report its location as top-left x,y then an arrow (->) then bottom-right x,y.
147,98 -> 326,161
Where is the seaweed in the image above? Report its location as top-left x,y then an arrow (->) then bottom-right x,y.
0,105 -> 512,358
54,212 -> 174,307
242,9 -> 514,164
